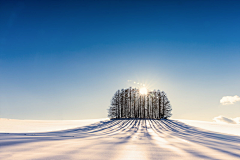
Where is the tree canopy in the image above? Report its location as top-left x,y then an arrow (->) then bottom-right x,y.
108,87 -> 172,119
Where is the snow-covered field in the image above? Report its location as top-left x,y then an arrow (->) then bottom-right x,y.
0,118 -> 107,133
178,119 -> 240,136
1,118 -> 240,160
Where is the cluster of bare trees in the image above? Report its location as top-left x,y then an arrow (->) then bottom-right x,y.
108,87 -> 172,119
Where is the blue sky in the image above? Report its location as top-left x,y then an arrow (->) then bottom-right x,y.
0,0 -> 240,120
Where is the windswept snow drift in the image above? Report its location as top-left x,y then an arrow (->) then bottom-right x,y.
1,119 -> 240,160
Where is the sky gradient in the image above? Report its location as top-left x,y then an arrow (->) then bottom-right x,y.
0,0 -> 240,121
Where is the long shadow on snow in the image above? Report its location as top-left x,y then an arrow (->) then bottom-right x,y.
0,119 -> 141,147
151,119 -> 240,158
1,119 -> 240,159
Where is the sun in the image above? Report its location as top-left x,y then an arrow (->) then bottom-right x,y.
140,87 -> 148,95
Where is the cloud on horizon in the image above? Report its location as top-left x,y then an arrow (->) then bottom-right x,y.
213,115 -> 240,124
220,95 -> 240,105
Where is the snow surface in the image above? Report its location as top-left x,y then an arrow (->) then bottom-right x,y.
0,118 -> 107,133
1,118 -> 240,160
177,119 -> 240,136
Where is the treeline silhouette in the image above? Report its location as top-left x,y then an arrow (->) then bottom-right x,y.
108,87 -> 172,119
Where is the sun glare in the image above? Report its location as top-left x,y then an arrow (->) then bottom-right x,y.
140,87 -> 148,95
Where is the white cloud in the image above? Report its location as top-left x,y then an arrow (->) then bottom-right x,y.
213,115 -> 240,124
220,95 -> 240,105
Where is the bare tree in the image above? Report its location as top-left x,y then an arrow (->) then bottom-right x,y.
108,87 -> 172,120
